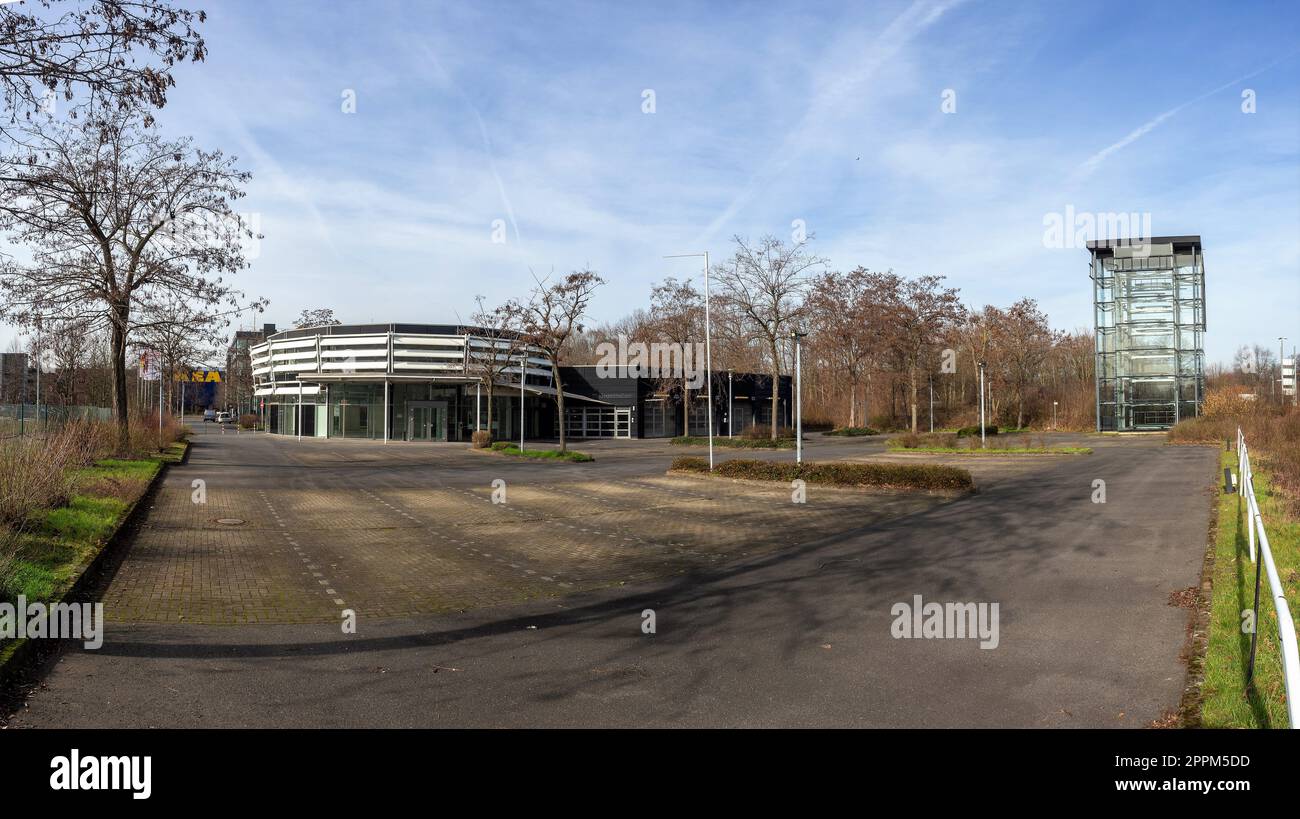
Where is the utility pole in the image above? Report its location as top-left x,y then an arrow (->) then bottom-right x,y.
34,322 -> 40,431
790,328 -> 807,464
978,360 -> 987,448
928,374 -> 934,433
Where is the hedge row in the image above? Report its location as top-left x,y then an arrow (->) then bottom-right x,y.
956,425 -> 998,437
823,427 -> 881,437
669,457 -> 974,492
670,435 -> 796,450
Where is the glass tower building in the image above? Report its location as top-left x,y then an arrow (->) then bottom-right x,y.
1089,236 -> 1206,431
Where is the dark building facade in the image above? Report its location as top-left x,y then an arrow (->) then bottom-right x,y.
0,352 -> 36,404
226,323 -> 277,416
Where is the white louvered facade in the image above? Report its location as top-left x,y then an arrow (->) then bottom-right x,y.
251,325 -> 551,397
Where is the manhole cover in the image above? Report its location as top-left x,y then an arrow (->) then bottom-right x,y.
215,518 -> 246,526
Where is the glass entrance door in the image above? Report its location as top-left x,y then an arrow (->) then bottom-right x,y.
407,401 -> 448,441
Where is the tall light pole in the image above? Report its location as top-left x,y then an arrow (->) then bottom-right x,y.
34,321 -> 40,431
790,328 -> 807,464
1280,337 -> 1288,405
928,374 -> 934,433
665,252 -> 713,469
978,360 -> 987,448
1053,400 -> 1059,431
519,350 -> 526,452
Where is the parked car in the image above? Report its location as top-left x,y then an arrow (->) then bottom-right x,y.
216,411 -> 232,423
203,409 -> 216,423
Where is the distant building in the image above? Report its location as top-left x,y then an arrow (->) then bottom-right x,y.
1088,236 -> 1206,431
0,352 -> 36,404
226,323 -> 276,415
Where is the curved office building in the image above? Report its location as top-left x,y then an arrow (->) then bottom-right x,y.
251,323 -> 561,441
251,322 -> 794,441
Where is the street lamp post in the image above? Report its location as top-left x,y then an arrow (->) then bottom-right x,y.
1053,400 -> 1059,431
928,374 -> 934,434
728,370 -> 733,438
790,328 -> 807,464
34,323 -> 40,432
978,360 -> 987,448
1281,337 -> 1288,405
665,252 -> 713,470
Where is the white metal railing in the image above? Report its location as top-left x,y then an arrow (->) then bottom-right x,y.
1237,426 -> 1300,728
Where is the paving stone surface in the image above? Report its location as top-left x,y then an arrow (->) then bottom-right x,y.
101,425 -> 946,624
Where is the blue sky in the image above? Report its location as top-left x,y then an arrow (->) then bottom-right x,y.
142,0 -> 1300,364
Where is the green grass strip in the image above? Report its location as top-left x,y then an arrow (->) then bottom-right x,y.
493,445 -> 593,462
1200,450 -> 1300,728
3,455 -> 163,604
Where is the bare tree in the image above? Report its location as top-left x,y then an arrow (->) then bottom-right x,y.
466,296 -> 526,442
647,276 -> 703,433
807,267 -> 896,428
515,268 -> 604,453
996,298 -> 1055,428
293,308 -> 341,329
44,316 -> 89,405
713,235 -> 825,438
0,1 -> 206,126
0,107 -> 258,449
134,293 -> 253,416
567,309 -> 652,363
888,275 -> 965,433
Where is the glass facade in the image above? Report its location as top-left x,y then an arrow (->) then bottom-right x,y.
263,382 -> 553,442
1091,239 -> 1206,431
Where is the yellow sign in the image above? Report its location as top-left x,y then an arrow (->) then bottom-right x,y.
173,369 -> 223,383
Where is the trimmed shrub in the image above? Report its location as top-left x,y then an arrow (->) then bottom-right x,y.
471,430 -> 493,449
671,456 -> 710,473
823,426 -> 880,437
671,457 -> 974,492
672,435 -> 795,450
239,413 -> 259,430
740,424 -> 796,440
490,440 -> 512,451
956,425 -> 998,437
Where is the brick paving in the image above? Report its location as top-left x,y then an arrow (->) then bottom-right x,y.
13,426 -> 1218,729
100,426 -> 945,625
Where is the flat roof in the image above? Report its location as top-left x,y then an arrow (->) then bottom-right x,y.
269,323 -> 525,341
1086,235 -> 1202,254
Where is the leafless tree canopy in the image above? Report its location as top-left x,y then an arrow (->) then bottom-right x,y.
293,308 -> 341,329
713,234 -> 826,438
0,105 -> 257,446
466,296 -> 527,436
515,268 -> 604,452
0,0 -> 206,125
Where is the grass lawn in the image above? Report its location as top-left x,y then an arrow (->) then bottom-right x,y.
490,444 -> 593,462
671,435 -> 795,449
1200,450 -> 1300,728
1,442 -> 183,605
